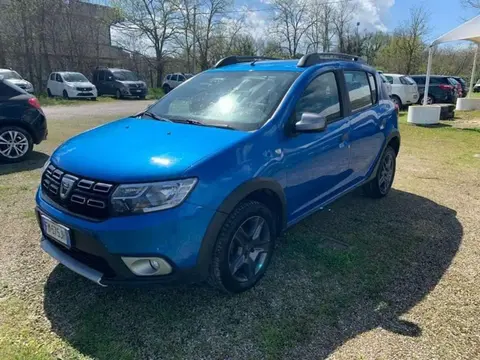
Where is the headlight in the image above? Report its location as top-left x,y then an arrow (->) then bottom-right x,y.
111,178 -> 197,215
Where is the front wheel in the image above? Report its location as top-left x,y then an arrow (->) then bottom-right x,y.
115,89 -> 122,99
62,90 -> 69,100
139,95 -> 146,100
391,95 -> 402,108
0,126 -> 33,163
363,146 -> 396,198
208,200 -> 276,293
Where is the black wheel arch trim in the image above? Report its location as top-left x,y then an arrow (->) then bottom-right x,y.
367,130 -> 400,182
195,178 -> 287,279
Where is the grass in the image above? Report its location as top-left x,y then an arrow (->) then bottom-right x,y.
37,88 -> 163,106
0,107 -> 479,359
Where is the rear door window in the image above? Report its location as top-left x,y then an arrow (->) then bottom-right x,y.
412,77 -> 425,85
55,74 -> 62,82
344,71 -> 373,112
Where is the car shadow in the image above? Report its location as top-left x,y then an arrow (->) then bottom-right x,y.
43,189 -> 462,359
0,151 -> 49,175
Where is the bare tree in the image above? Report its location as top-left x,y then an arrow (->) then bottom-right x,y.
113,0 -> 179,86
333,0 -> 356,53
462,0 -> 480,10
271,0 -> 313,57
305,0 -> 335,53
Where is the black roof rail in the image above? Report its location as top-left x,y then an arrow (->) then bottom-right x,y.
297,53 -> 366,67
214,56 -> 281,68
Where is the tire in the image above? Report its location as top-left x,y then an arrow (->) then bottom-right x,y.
391,95 -> 402,108
139,95 -> 146,100
62,90 -> 69,100
0,126 -> 33,163
47,88 -> 53,98
163,84 -> 171,94
420,94 -> 434,105
115,89 -> 122,99
363,146 -> 396,198
208,200 -> 276,294
91,97 -> 97,101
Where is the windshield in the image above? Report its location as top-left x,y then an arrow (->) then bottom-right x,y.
63,72 -> 88,82
0,70 -> 22,80
401,76 -> 416,85
147,71 -> 298,131
113,70 -> 140,81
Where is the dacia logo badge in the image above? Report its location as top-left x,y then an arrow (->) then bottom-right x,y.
60,175 -> 78,200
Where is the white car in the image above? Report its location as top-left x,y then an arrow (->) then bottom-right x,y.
0,68 -> 34,93
162,73 -> 193,93
383,73 -> 419,107
378,72 -> 393,97
47,72 -> 97,100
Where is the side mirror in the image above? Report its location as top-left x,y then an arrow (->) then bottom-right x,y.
295,112 -> 327,132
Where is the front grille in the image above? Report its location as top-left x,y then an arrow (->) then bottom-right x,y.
18,84 -> 27,89
76,87 -> 93,91
129,84 -> 141,89
42,163 -> 114,220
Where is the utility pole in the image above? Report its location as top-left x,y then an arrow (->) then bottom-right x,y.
192,4 -> 196,74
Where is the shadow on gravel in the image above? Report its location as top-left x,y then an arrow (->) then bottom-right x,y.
0,151 -> 49,176
43,189 -> 462,359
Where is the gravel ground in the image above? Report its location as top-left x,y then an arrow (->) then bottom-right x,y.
43,99 -> 154,121
0,112 -> 479,359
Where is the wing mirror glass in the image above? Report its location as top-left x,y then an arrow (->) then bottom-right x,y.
295,112 -> 327,132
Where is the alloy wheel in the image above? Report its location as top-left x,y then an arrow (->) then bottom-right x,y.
0,130 -> 29,159
228,216 -> 271,282
379,151 -> 394,194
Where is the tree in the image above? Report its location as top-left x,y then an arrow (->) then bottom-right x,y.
305,0 -> 334,53
333,0 -> 356,53
271,0 -> 312,57
462,0 -> 480,10
113,0 -> 179,86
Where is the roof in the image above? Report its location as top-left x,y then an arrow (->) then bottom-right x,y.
384,73 -> 408,77
209,59 -> 371,73
410,75 -> 450,78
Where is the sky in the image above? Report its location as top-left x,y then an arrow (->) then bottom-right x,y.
239,0 -> 480,45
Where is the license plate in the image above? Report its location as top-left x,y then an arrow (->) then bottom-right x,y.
41,215 -> 71,247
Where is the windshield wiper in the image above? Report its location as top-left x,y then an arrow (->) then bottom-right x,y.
137,111 -> 172,122
172,118 -> 236,130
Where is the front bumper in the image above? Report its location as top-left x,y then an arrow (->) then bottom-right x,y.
36,187 -> 217,286
67,88 -> 98,98
121,87 -> 147,97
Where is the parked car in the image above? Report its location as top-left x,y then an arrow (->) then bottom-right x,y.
448,77 -> 463,98
474,79 -> 480,92
383,73 -> 419,108
0,76 -> 47,162
47,72 -> 97,100
451,76 -> 468,97
0,68 -> 34,93
410,75 -> 458,104
92,67 -> 147,99
36,54 -> 400,293
378,72 -> 392,97
162,73 -> 193,93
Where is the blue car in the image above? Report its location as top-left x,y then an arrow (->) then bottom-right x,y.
36,54 -> 400,293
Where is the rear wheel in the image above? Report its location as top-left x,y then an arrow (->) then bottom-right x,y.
0,126 -> 33,163
208,200 -> 276,293
420,94 -> 434,105
391,95 -> 402,108
363,146 -> 396,198
47,88 -> 53,98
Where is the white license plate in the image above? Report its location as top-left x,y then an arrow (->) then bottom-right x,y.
41,215 -> 71,247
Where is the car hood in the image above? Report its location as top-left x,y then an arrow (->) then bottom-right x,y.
66,81 -> 94,87
51,117 -> 249,183
7,79 -> 30,86
119,81 -> 146,86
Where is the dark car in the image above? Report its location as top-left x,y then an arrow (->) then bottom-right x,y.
410,75 -> 458,105
91,67 -> 148,100
451,76 -> 468,98
0,76 -> 47,162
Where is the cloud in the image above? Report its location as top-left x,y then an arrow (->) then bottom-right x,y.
354,0 -> 395,32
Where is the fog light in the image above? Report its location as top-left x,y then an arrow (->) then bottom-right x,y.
121,257 -> 172,276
